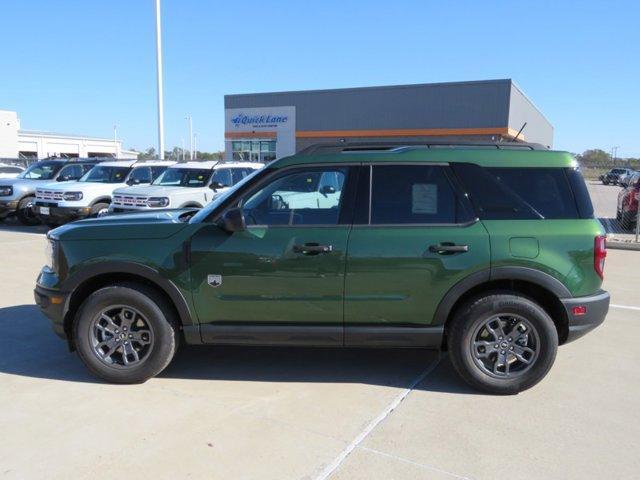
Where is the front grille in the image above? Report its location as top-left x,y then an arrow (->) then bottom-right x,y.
112,195 -> 148,207
36,190 -> 63,201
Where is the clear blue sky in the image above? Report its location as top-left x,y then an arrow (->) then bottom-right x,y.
1,0 -> 638,156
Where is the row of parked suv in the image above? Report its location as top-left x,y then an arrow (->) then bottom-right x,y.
0,158 -> 261,226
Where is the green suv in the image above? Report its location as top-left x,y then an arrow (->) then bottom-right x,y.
34,143 -> 610,394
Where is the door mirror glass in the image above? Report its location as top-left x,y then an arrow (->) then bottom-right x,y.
220,207 -> 246,232
319,185 -> 336,195
210,181 -> 227,190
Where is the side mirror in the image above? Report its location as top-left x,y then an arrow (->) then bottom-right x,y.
220,207 -> 246,232
127,178 -> 141,186
319,185 -> 336,195
210,181 -> 228,190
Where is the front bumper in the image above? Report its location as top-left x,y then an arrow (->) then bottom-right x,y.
561,290 -> 610,343
0,199 -> 19,218
34,284 -> 69,339
34,202 -> 91,223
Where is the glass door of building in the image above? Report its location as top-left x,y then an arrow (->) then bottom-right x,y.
232,140 -> 276,162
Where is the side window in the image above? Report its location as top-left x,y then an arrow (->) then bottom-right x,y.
231,168 -> 254,185
241,167 -> 348,226
212,169 -> 233,187
81,164 -> 95,175
128,167 -> 152,184
58,164 -> 83,181
370,165 -> 472,224
151,166 -> 167,181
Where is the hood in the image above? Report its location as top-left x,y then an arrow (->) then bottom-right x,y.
37,181 -> 122,194
49,209 -> 194,241
113,184 -> 203,197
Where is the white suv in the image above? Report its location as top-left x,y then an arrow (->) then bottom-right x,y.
34,160 -> 175,225
109,161 -> 262,214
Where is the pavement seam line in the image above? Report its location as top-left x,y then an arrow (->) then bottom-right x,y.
358,446 -> 473,480
315,355 -> 442,480
610,303 -> 640,311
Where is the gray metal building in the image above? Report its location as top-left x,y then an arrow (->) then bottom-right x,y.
224,79 -> 553,161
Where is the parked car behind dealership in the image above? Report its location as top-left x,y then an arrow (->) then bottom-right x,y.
0,158 -> 102,225
109,161 -> 261,214
599,167 -> 633,185
617,171 -> 640,229
34,160 -> 174,225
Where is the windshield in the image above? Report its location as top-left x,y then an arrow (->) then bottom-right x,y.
80,166 -> 131,183
190,168 -> 263,224
18,161 -> 62,180
153,168 -> 212,187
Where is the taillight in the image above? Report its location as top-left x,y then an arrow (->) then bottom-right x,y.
594,235 -> 607,279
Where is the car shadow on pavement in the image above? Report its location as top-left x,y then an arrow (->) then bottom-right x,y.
0,220 -> 49,235
0,304 -> 480,395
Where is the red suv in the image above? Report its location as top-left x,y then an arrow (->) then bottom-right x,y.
617,172 -> 640,229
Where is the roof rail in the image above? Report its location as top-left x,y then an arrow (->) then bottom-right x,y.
297,140 -> 548,155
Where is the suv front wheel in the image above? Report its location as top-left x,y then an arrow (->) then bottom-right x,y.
448,293 -> 558,395
74,283 -> 178,384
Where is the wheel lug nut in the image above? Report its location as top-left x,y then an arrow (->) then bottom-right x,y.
115,330 -> 119,334
501,350 -> 505,354
509,346 -> 514,350
124,341 -> 128,345
499,336 -> 503,340
129,334 -> 133,339
494,344 -> 499,348
508,338 -> 512,341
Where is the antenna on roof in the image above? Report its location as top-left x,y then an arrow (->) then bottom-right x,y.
512,122 -> 527,142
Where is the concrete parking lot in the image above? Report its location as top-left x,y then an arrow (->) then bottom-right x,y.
1,204 -> 639,479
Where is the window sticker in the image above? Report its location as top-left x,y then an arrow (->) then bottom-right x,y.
412,183 -> 438,214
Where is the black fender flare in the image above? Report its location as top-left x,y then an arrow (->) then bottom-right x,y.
62,261 -> 194,326
433,266 -> 571,326
90,196 -> 112,207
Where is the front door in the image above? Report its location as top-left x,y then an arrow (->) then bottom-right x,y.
190,165 -> 355,345
344,164 -> 491,346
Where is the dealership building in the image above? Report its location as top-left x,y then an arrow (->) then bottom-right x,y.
224,79 -> 553,162
0,110 -> 137,161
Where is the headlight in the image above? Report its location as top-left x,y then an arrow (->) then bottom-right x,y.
0,186 -> 13,196
44,237 -> 58,272
146,197 -> 170,208
62,191 -> 83,201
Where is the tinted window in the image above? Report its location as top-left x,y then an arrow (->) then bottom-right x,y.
151,166 -> 168,180
231,168 -> 255,184
370,165 -> 472,224
242,167 -> 347,225
128,167 -> 152,184
58,164 -> 84,181
451,164 -> 580,220
212,169 -> 233,187
81,166 -> 131,183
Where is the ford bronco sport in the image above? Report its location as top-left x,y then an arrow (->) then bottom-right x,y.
0,158 -> 102,225
34,142 -> 610,394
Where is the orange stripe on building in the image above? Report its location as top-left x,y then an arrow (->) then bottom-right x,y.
225,131 -> 277,139
295,127 -> 522,139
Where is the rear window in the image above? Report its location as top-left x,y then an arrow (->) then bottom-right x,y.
451,164 -> 589,220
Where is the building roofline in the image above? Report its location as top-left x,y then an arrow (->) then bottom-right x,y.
225,79 -> 512,100
18,129 -> 121,143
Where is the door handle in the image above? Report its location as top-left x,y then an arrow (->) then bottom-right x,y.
293,243 -> 333,255
429,243 -> 469,255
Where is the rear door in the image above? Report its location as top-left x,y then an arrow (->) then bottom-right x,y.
344,163 -> 491,345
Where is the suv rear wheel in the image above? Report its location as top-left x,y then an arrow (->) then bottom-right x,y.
74,283 -> 178,384
448,293 -> 558,394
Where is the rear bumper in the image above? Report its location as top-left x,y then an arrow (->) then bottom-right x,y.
561,290 -> 610,344
34,284 -> 69,339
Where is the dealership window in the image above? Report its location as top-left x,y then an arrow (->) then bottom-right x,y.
232,140 -> 276,162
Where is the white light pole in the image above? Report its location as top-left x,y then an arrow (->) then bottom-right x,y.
155,0 -> 165,159
113,124 -> 118,158
181,138 -> 185,162
194,134 -> 198,160
186,115 -> 193,160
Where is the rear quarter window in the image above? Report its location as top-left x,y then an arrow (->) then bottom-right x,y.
451,164 -> 588,220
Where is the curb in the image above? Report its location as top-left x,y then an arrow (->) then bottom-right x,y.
607,238 -> 640,251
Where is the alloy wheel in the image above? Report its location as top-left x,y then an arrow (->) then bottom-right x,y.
470,314 -> 540,378
90,305 -> 154,368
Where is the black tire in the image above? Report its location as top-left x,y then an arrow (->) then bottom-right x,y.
603,180 -> 609,185
621,211 -> 635,230
16,196 -> 40,226
74,283 -> 178,384
90,202 -> 110,218
448,293 -> 558,395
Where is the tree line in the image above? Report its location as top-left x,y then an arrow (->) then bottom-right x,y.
137,147 -> 224,161
576,149 -> 640,169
